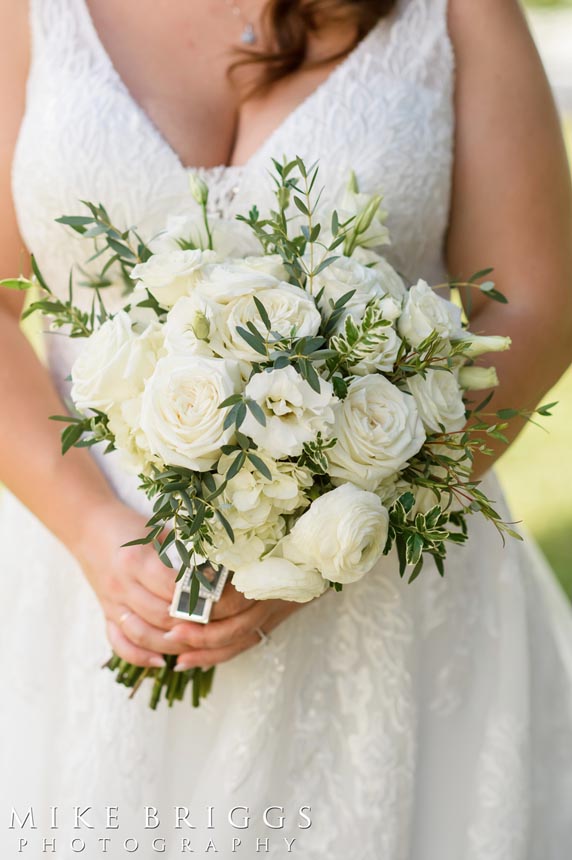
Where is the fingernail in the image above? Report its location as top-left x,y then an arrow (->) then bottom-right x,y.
150,656 -> 166,668
164,630 -> 177,640
174,663 -> 191,672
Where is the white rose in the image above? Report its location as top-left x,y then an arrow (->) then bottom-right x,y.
164,294 -> 224,357
71,312 -> 163,412
131,249 -> 217,308
398,280 -> 463,347
140,354 -> 242,471
282,483 -> 389,584
230,254 -> 289,280
232,557 -> 327,603
242,366 -> 336,459
195,261 -> 280,304
220,283 -> 321,362
406,368 -> 466,433
327,375 -> 425,491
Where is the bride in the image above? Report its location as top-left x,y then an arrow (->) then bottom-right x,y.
1,0 -> 572,857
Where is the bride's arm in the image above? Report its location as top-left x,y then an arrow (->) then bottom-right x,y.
447,0 -> 572,477
0,2 -> 190,668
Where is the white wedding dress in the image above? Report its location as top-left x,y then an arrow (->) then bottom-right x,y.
2,0 -> 572,857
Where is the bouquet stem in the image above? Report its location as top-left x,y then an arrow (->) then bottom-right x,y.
103,653 -> 215,710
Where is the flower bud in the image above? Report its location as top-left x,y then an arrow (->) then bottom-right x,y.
188,173 -> 209,206
454,334 -> 511,358
191,310 -> 210,341
458,366 -> 499,390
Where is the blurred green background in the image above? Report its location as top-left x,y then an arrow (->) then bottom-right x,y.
498,2 -> 572,598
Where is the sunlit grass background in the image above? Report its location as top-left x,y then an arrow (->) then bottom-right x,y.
497,114 -> 572,598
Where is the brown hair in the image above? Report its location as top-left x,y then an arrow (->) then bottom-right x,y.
232,0 -> 398,96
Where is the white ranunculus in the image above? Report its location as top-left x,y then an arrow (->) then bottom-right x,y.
195,262 -> 280,304
164,294 -> 224,357
282,483 -> 389,584
242,366 -> 336,459
327,375 -> 426,491
350,323 -> 402,375
232,557 -> 327,603
131,249 -> 217,308
220,283 -> 321,362
139,354 -> 242,471
452,333 -> 512,358
71,312 -> 163,412
406,368 -> 466,433
458,365 -> 499,390
398,280 -> 463,347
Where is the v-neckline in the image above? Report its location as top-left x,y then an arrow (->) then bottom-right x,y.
78,0 -> 385,176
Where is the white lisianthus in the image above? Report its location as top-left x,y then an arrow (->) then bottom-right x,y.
398,280 -> 463,347
311,256 -> 387,327
452,333 -> 512,358
150,211 -> 261,258
351,248 -> 408,301
350,323 -> 402,375
327,375 -> 425,491
230,254 -> 290,280
242,366 -> 336,459
213,453 -> 312,530
220,283 -> 321,362
139,354 -> 242,471
195,262 -> 280,304
131,249 -> 217,308
282,483 -> 389,584
339,186 -> 390,249
232,557 -> 327,603
209,515 -> 287,571
406,368 -> 466,433
458,366 -> 499,390
71,312 -> 163,412
164,294 -> 224,357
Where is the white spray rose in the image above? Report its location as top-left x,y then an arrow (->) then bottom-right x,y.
242,366 -> 336,459
327,375 -> 425,491
209,514 -> 287,571
351,248 -> 408,301
220,283 -> 321,362
71,312 -> 163,412
131,249 -> 217,308
398,280 -> 463,347
282,483 -> 389,584
150,211 -> 261,257
350,321 -> 402,376
230,254 -> 289,280
232,557 -> 327,603
406,368 -> 466,433
139,354 -> 242,471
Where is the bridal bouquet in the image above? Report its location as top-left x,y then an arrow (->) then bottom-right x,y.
2,157 -> 553,709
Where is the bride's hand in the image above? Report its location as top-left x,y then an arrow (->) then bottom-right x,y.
165,581 -> 307,671
73,500 -> 190,668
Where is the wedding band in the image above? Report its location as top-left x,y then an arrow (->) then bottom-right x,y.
255,626 -> 271,645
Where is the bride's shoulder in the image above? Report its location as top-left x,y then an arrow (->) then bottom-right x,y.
0,1 -> 29,85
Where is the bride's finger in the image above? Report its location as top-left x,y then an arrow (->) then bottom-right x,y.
128,581 -> 177,631
174,631 -> 260,671
166,601 -> 267,650
135,555 -> 177,602
115,608 -> 187,655
106,620 -> 167,669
